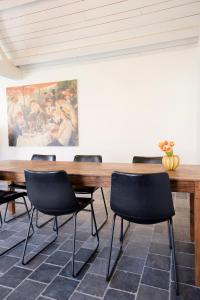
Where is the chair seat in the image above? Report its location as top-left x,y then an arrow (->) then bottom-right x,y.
9,182 -> 26,190
74,187 -> 98,194
0,190 -> 27,205
37,197 -> 92,216
115,211 -> 174,224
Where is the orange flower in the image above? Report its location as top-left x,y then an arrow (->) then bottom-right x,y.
158,140 -> 168,149
169,141 -> 175,147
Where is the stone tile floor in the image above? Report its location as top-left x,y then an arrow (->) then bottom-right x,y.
0,189 -> 199,300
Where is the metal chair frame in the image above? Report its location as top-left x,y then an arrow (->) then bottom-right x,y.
22,202 -> 99,278
3,196 -> 31,223
106,214 -> 179,295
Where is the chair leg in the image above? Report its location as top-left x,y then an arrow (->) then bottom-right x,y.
72,202 -> 99,277
53,214 -> 73,231
168,219 -> 179,295
35,209 -> 54,228
92,188 -> 109,236
0,211 -> 2,228
22,208 -> 58,265
0,200 -> 33,257
4,197 -> 31,223
106,215 -> 125,281
167,220 -> 172,249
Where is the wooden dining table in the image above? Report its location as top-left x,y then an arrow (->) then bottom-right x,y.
0,160 -> 199,285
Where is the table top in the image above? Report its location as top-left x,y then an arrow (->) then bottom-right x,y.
0,160 -> 199,183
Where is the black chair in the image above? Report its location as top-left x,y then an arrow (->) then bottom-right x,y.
0,190 -> 31,256
132,156 -> 162,164
6,154 -> 56,228
106,172 -> 179,295
74,155 -> 108,235
22,170 -> 99,277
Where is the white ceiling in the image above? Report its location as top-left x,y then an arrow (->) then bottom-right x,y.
0,0 -> 200,69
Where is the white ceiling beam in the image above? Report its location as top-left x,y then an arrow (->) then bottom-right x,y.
0,0 -> 40,11
0,48 -> 22,79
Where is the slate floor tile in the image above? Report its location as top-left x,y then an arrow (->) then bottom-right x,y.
0,266 -> 31,288
43,276 -> 78,300
149,242 -> 171,256
110,270 -> 140,293
124,242 -> 148,259
0,285 -> 12,300
89,257 -> 108,276
170,282 -> 200,300
137,284 -> 169,300
0,230 -> 16,240
146,253 -> 170,271
172,265 -> 195,285
59,239 -> 83,253
77,273 -> 108,297
17,253 -> 48,270
60,260 -> 90,280
0,255 -> 19,273
141,267 -> 169,290
117,255 -> 144,274
75,248 -> 96,263
176,252 -> 195,268
6,279 -> 46,300
104,288 -> 135,300
175,241 -> 194,254
70,292 -> 98,300
29,263 -> 61,283
46,250 -> 71,266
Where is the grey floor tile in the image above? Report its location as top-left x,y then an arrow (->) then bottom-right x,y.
77,273 -> 108,297
40,242 -> 60,255
60,260 -> 90,280
141,267 -> 169,290
75,248 -> 96,263
149,242 -> 170,256
170,282 -> 200,300
104,288 -> 135,300
17,253 -> 48,270
172,266 -> 195,285
89,257 -> 108,276
43,276 -> 78,300
124,242 -> 148,259
137,284 -> 169,300
146,253 -> 170,271
46,250 -> 71,266
29,263 -> 61,283
6,279 -> 46,300
110,270 -> 140,293
176,252 -> 195,268
175,241 -> 194,254
117,255 -> 145,274
0,285 -> 12,300
0,255 -> 19,273
59,239 -> 83,253
70,292 -> 98,300
0,266 -> 31,288
0,230 -> 16,240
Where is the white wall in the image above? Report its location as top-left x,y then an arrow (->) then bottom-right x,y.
0,46 -> 199,163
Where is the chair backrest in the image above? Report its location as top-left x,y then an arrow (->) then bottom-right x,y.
31,154 -> 56,161
110,172 -> 175,224
132,156 -> 162,164
25,170 -> 78,215
74,155 -> 102,163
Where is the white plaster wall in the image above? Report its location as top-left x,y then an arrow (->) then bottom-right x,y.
0,46 -> 199,163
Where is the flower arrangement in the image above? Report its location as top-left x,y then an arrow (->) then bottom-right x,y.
158,140 -> 175,157
158,140 -> 179,170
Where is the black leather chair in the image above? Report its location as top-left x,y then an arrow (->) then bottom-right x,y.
22,170 -> 99,277
132,156 -> 162,164
0,189 -> 31,256
6,154 -> 56,228
106,172 -> 179,295
74,155 -> 108,235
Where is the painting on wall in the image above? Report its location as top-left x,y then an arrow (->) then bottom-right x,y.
6,80 -> 78,146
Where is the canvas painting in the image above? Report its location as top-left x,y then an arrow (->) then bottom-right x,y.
7,80 -> 78,146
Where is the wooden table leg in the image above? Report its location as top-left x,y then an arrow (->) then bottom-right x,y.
8,201 -> 15,215
195,182 -> 200,286
190,193 -> 194,241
